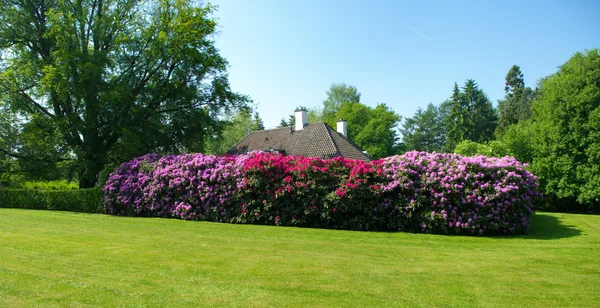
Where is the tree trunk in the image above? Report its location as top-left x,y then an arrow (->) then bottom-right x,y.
79,173 -> 97,188
78,150 -> 106,189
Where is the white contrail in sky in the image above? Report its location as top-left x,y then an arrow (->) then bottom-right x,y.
401,21 -> 432,42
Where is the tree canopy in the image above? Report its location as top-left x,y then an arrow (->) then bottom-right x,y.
526,49 -> 600,211
0,0 -> 249,187
322,83 -> 361,125
335,102 -> 400,159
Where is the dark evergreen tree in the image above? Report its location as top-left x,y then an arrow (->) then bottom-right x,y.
445,83 -> 469,151
279,118 -> 289,127
464,80 -> 497,143
445,80 -> 497,151
496,65 -> 535,137
253,112 -> 265,131
400,103 -> 447,152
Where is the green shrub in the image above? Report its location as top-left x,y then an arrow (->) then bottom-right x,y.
453,140 -> 511,158
0,173 -> 25,188
7,180 -> 78,190
0,187 -> 103,213
97,164 -> 118,188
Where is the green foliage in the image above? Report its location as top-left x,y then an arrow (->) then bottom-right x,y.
0,187 -> 103,213
526,49 -> 600,212
445,80 -> 497,151
7,180 -> 78,191
496,65 -> 536,137
453,140 -> 510,158
14,116 -> 76,181
331,102 -> 400,159
307,107 -> 324,123
97,164 -> 119,188
463,80 -> 497,143
354,104 -> 401,159
322,83 -> 361,124
445,83 -> 470,151
400,102 -> 448,153
205,109 -> 265,154
0,103 -> 18,183
0,101 -> 76,182
279,118 -> 289,127
284,84 -> 401,159
453,140 -> 490,156
334,102 -> 371,139
0,0 -> 248,188
499,120 -> 536,164
253,112 -> 265,131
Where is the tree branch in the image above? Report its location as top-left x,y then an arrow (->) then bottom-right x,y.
16,90 -> 55,118
0,148 -> 74,162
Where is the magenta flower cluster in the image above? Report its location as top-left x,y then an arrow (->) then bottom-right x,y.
103,151 -> 541,235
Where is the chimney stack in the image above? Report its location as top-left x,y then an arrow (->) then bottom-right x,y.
295,108 -> 308,131
337,119 -> 347,137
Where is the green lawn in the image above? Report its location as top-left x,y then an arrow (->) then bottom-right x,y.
0,209 -> 599,307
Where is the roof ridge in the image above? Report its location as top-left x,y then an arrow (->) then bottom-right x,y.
322,122 -> 340,157
256,126 -> 293,132
323,123 -> 372,160
290,122 -> 308,150
227,126 -> 292,153
227,130 -> 256,153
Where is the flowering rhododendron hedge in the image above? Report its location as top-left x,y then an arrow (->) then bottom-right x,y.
104,151 -> 541,235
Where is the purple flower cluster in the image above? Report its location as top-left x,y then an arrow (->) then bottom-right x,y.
103,154 -> 159,216
144,154 -> 247,221
380,151 -> 541,235
103,153 -> 249,221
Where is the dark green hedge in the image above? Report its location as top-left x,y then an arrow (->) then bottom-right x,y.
0,187 -> 104,213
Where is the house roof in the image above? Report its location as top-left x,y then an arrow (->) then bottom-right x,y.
227,122 -> 371,162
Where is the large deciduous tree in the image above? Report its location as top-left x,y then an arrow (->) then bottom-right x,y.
0,0 -> 248,187
355,103 -> 400,159
527,49 -> 600,211
335,102 -> 400,159
322,83 -> 361,125
0,103 -> 19,183
0,99 -> 75,182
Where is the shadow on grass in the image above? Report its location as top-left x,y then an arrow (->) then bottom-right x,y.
519,213 -> 582,240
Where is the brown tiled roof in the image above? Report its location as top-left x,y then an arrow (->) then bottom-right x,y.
227,122 -> 371,162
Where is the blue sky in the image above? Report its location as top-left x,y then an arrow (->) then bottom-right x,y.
212,0 -> 599,129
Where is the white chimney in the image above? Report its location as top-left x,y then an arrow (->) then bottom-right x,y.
337,119 -> 347,137
295,109 -> 308,131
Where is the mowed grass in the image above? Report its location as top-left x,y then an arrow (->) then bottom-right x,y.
0,209 -> 599,307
